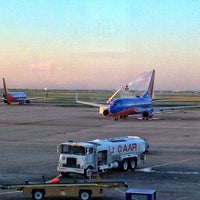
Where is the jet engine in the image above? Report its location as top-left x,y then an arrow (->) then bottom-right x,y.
142,109 -> 154,120
103,109 -> 110,116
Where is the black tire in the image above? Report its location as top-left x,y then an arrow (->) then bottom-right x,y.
129,158 -> 137,171
79,190 -> 91,200
120,159 -> 129,171
84,166 -> 93,179
32,190 -> 45,200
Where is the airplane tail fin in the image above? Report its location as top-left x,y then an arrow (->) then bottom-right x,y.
143,69 -> 155,98
3,78 -> 8,94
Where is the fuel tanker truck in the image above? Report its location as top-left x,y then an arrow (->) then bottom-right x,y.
57,136 -> 148,178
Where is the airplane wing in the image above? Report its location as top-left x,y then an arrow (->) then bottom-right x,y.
153,98 -> 173,101
75,92 -> 109,108
76,100 -> 109,115
152,105 -> 200,111
26,97 -> 44,101
135,105 -> 200,114
76,100 -> 108,108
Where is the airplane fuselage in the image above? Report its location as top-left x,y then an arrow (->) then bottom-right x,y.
3,92 -> 28,104
108,96 -> 153,118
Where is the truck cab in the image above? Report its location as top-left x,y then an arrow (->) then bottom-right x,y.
57,141 -> 96,177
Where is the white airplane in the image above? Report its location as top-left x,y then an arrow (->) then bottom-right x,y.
76,70 -> 200,120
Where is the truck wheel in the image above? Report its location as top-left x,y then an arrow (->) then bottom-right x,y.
121,159 -> 128,171
32,189 -> 45,200
129,158 -> 137,171
79,190 -> 91,200
84,166 -> 93,179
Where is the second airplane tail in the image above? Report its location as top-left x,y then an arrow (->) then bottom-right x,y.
3,78 -> 8,94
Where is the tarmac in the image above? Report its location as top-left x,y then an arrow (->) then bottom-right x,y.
0,103 -> 199,200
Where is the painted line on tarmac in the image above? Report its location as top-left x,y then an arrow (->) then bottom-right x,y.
115,188 -> 125,195
0,191 -> 22,195
150,156 -> 200,169
137,156 -> 200,175
137,167 -> 200,175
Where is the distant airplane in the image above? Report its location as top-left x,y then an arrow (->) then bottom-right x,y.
76,69 -> 200,120
2,78 -> 42,104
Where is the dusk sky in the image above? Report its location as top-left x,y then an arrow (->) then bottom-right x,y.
0,0 -> 200,90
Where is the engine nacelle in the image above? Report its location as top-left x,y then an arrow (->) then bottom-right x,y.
142,109 -> 154,120
103,109 -> 110,116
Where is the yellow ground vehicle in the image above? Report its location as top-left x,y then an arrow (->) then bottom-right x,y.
1,181 -> 127,200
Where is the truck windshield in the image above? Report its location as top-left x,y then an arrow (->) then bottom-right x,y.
61,145 -> 85,155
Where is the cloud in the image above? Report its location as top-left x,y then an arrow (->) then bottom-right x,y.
29,60 -> 51,74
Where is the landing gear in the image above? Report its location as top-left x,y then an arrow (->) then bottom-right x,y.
115,115 -> 128,121
142,117 -> 149,120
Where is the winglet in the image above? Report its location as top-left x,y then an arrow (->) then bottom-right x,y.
3,78 -> 8,94
143,69 -> 155,98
